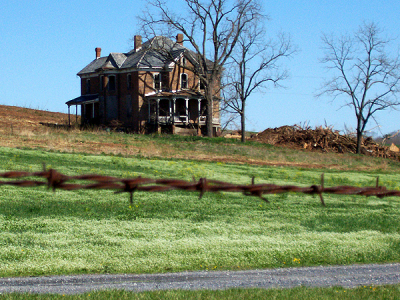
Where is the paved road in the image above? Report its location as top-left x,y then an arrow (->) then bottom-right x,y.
1,263 -> 400,295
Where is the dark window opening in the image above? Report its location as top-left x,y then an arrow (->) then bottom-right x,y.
100,76 -> 104,91
181,74 -> 188,89
162,73 -> 169,90
86,79 -> 91,94
154,73 -> 169,91
154,73 -> 162,91
108,75 -> 116,91
127,74 -> 132,90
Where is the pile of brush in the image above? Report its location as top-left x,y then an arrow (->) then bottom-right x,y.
251,125 -> 400,159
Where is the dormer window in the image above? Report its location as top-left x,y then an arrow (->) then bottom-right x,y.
181,73 -> 188,89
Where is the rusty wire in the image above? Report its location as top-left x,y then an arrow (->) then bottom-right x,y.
0,168 -> 398,206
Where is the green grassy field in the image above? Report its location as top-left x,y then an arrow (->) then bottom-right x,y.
2,285 -> 400,299
0,144 -> 400,278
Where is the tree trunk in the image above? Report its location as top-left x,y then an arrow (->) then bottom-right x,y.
356,117 -> 363,154
240,105 -> 245,143
206,99 -> 213,137
205,83 -> 214,138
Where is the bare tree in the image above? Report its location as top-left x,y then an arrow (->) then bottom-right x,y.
319,22 -> 400,154
223,18 -> 296,142
138,0 -> 262,137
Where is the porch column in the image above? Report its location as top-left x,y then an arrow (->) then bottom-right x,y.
68,105 -> 71,126
92,103 -> 95,118
198,99 -> 201,119
172,98 -> 176,124
197,99 -> 201,136
156,99 -> 160,123
169,99 -> 172,122
156,99 -> 161,133
185,98 -> 189,122
148,99 -> 151,123
83,104 -> 86,123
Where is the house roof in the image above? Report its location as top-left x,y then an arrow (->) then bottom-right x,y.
77,36 -> 187,76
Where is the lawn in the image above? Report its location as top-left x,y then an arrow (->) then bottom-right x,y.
1,285 -> 400,299
0,146 -> 400,277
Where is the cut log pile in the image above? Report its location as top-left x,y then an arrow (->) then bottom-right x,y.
250,125 -> 400,160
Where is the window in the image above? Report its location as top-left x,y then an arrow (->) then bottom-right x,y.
126,95 -> 132,118
154,72 -> 169,91
182,57 -> 187,66
127,74 -> 132,90
100,76 -> 104,91
108,75 -> 116,91
181,74 -> 188,89
199,79 -> 205,90
86,79 -> 91,94
154,73 -> 162,91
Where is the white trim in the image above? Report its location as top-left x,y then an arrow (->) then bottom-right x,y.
145,91 -> 157,97
79,74 -> 98,79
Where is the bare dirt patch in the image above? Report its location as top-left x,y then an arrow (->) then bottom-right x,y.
0,105 -> 71,133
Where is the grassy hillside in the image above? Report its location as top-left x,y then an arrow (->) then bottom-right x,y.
0,105 -> 400,279
0,145 -> 400,277
0,104 -> 398,172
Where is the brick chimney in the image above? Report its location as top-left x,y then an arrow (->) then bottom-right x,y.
95,47 -> 101,59
176,33 -> 183,45
134,35 -> 142,52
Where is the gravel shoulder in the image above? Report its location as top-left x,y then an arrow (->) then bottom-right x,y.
1,263 -> 400,295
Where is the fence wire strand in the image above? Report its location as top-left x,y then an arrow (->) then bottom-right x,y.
0,167 -> 398,206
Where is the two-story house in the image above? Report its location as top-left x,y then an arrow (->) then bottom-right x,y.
66,34 -> 221,136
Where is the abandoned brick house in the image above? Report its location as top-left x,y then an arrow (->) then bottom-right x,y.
66,34 -> 221,136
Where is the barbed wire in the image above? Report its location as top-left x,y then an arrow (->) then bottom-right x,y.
0,166 -> 399,206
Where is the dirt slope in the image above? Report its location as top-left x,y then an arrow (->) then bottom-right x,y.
0,105 -> 72,134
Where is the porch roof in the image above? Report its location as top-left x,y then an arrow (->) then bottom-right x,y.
145,90 -> 205,99
66,94 -> 99,106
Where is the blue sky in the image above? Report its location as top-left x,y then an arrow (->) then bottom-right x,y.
1,0 -> 399,135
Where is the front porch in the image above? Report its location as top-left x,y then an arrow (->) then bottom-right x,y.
146,91 -> 220,135
65,94 -> 99,126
